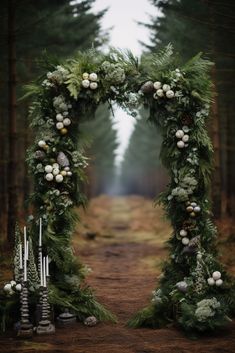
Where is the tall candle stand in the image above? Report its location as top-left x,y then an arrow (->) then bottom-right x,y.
17,279 -> 33,338
36,284 -> 55,335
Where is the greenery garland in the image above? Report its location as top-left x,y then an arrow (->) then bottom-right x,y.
3,44 -> 233,333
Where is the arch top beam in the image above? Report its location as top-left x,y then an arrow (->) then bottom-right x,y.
26,44 -> 234,333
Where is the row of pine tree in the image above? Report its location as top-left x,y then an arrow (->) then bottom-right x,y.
1,0 -> 234,245
121,0 -> 235,219
0,0 -> 117,244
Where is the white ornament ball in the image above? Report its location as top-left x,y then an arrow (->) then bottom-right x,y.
38,140 -> 46,148
153,81 -> 162,90
175,130 -> 184,139
3,283 -> 12,292
162,84 -> 171,92
166,90 -> 175,98
63,118 -> 71,126
15,283 -> 22,291
53,163 -> 59,169
156,89 -> 164,97
45,165 -> 53,173
179,229 -> 187,237
53,168 -> 60,176
197,252 -> 202,260
207,277 -> 215,286
56,113 -> 64,122
177,140 -> 185,149
82,79 -> 90,88
212,271 -> 221,280
63,111 -> 69,117
10,280 -> 16,287
182,237 -> 189,245
56,122 -> 64,130
82,72 -> 89,79
89,73 -> 98,81
67,171 -> 72,176
55,174 -> 64,183
191,202 -> 197,207
45,173 -> 54,181
90,82 -> 98,90
215,279 -> 223,286
64,167 -> 70,171
182,134 -> 189,142
194,206 -> 201,213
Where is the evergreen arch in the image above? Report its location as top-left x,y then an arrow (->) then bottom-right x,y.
26,45 -> 234,332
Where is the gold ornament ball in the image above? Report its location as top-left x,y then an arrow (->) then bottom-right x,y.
61,128 -> 68,135
186,206 -> 194,213
44,144 -> 49,150
190,212 -> 196,218
61,170 -> 67,176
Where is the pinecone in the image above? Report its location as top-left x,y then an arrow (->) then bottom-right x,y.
181,113 -> 193,125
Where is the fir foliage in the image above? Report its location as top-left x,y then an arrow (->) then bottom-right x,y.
10,45 -> 235,333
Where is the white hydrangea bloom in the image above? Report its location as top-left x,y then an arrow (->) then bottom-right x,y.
195,297 -> 220,322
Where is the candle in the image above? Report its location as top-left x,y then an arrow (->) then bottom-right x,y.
43,257 -> 46,287
26,240 -> 29,261
39,218 -> 42,247
46,256 -> 49,276
40,252 -> 43,287
23,254 -> 27,282
19,244 -> 23,269
24,226 -> 27,259
23,227 -> 27,281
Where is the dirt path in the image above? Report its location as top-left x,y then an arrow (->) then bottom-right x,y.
1,196 -> 235,353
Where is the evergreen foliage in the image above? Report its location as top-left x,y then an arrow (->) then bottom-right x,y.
22,45 -> 234,333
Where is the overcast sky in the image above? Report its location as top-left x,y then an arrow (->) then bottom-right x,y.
93,0 -> 157,165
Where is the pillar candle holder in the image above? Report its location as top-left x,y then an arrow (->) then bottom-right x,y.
36,285 -> 55,335
17,281 -> 33,338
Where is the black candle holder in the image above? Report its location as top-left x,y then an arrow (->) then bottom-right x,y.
36,282 -> 55,335
17,280 -> 33,338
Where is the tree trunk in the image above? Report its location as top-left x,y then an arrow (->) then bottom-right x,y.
7,0 -> 18,245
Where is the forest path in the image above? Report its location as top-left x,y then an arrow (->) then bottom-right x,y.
1,195 -> 235,353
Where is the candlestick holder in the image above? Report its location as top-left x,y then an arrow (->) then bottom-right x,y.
36,286 -> 55,335
17,281 -> 33,338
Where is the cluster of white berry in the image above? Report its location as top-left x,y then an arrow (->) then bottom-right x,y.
179,229 -> 190,246
153,82 -> 175,100
175,127 -> 190,149
55,113 -> 71,134
44,163 -> 72,183
81,72 -> 98,90
4,280 -> 21,295
207,271 -> 223,287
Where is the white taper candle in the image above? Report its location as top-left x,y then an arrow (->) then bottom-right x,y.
43,256 -> 46,287
26,240 -> 29,261
23,227 -> 27,281
40,252 -> 43,287
46,255 -> 49,276
19,243 -> 23,269
23,226 -> 27,259
39,218 -> 42,247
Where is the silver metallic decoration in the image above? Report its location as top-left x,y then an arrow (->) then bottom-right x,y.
57,152 -> 70,167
